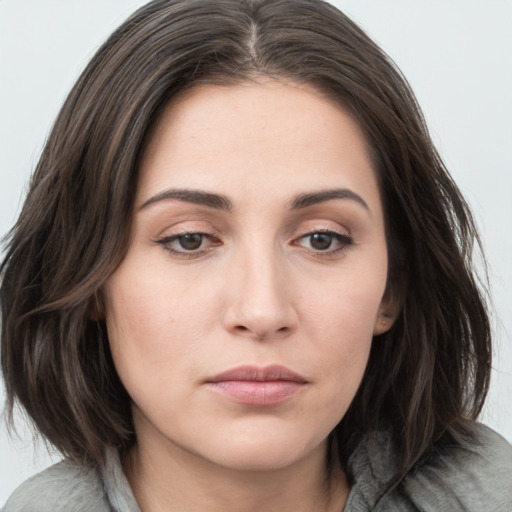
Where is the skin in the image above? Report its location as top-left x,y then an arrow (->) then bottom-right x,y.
103,79 -> 396,512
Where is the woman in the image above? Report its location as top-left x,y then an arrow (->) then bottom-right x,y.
1,0 -> 511,510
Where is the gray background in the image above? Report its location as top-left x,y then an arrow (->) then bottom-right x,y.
1,0 -> 511,505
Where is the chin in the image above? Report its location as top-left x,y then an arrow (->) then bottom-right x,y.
193,427 -> 328,472
209,447 -> 310,472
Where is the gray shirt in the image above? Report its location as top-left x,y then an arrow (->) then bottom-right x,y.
4,423 -> 512,511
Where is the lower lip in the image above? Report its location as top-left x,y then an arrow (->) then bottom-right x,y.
206,380 -> 306,406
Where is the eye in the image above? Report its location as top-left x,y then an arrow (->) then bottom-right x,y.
156,231 -> 219,257
175,233 -> 204,251
297,230 -> 352,254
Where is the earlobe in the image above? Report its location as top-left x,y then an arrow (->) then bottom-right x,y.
373,277 -> 405,335
373,297 -> 401,335
373,314 -> 394,335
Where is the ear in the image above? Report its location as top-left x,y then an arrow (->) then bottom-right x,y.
373,293 -> 401,336
88,291 -> 105,321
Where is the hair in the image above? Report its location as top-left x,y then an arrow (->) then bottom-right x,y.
1,0 -> 490,481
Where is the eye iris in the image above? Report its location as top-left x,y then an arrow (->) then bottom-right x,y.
179,234 -> 203,250
310,233 -> 333,250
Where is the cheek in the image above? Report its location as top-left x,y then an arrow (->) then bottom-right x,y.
298,265 -> 386,393
103,259 -> 225,411
105,261 -> 212,348
284,285 -> 378,448
300,266 -> 386,345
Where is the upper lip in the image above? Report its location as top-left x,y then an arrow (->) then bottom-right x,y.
205,365 -> 308,383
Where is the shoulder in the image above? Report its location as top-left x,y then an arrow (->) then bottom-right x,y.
400,423 -> 512,511
3,459 -> 111,512
347,423 -> 512,511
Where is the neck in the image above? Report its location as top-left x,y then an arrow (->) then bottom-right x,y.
125,434 -> 348,512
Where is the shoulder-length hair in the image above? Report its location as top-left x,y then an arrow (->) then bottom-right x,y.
1,0 -> 490,477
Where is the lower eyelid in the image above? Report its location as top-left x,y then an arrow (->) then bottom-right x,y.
155,231 -> 218,252
155,227 -> 352,256
294,231 -> 353,252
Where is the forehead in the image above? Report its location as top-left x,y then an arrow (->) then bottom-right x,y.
137,80 -> 380,211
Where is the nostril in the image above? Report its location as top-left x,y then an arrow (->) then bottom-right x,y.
233,325 -> 291,339
234,325 -> 270,340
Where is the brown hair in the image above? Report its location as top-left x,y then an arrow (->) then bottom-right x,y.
1,0 -> 490,478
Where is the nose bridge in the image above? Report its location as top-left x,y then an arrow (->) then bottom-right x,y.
242,239 -> 283,305
223,234 -> 296,339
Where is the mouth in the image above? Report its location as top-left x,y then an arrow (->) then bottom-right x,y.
204,365 -> 309,406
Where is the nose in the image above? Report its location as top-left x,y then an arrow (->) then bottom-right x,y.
222,244 -> 298,341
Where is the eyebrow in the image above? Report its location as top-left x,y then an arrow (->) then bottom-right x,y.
289,188 -> 370,211
140,189 -> 233,211
139,187 -> 369,213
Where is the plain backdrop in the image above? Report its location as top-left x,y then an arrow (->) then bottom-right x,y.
1,0 -> 511,505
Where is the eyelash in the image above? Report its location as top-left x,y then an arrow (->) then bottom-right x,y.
155,231 -> 221,259
295,228 -> 353,256
155,229 -> 353,259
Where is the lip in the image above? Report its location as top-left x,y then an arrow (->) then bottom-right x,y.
204,365 -> 308,406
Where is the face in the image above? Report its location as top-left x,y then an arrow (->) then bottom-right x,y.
104,80 -> 394,472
